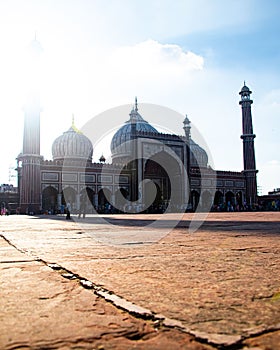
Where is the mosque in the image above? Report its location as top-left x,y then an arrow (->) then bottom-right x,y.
16,39 -> 258,214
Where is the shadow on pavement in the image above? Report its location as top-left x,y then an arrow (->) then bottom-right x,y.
33,214 -> 280,234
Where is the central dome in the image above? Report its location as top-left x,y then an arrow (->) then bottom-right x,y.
52,123 -> 93,162
190,139 -> 208,167
111,102 -> 158,163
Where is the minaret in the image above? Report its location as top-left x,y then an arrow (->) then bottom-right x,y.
239,83 -> 258,205
183,115 -> 191,208
183,115 -> 191,173
183,114 -> 191,142
130,97 -> 138,203
19,37 -> 43,214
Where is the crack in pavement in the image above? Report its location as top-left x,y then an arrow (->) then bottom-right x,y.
2,232 -> 280,349
44,261 -> 245,347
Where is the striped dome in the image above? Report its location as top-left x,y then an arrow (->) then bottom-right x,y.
52,126 -> 93,162
111,107 -> 158,162
190,139 -> 208,167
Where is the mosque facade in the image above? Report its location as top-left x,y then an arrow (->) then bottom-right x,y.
16,39 -> 258,214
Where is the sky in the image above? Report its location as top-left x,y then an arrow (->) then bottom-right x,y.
0,0 -> 279,195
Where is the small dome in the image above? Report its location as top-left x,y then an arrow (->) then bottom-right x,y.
241,85 -> 250,92
111,106 -> 158,162
52,125 -> 93,162
183,115 -> 190,125
240,83 -> 251,95
99,154 -> 106,163
190,139 -> 208,167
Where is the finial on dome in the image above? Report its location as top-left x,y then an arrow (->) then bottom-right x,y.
239,82 -> 251,95
99,154 -> 106,163
70,114 -> 83,134
135,96 -> 138,112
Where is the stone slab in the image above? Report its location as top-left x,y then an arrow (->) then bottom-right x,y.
0,244 -> 212,349
1,212 -> 280,349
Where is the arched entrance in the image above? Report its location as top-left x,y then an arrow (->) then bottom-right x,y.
236,191 -> 243,209
143,181 -> 163,213
98,188 -> 112,212
190,190 -> 200,211
201,190 -> 213,211
225,191 -> 235,211
80,187 -> 95,214
225,191 -> 235,204
42,186 -> 58,213
143,151 -> 183,212
114,188 -> 129,213
62,187 -> 77,212
214,191 -> 223,206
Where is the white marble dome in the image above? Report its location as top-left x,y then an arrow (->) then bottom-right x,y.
52,125 -> 93,162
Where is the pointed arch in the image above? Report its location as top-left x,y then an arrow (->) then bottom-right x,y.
143,150 -> 183,212
201,190 -> 213,211
61,186 -> 77,211
225,191 -> 235,205
190,190 -> 200,211
114,188 -> 129,213
98,188 -> 112,213
214,191 -> 223,206
80,187 -> 95,214
42,186 -> 58,212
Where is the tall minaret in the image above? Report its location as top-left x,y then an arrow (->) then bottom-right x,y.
183,115 -> 191,208
183,115 -> 191,176
19,37 -> 43,214
239,83 -> 258,205
130,97 -> 138,203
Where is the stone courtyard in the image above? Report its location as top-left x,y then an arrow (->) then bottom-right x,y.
1,212 -> 280,349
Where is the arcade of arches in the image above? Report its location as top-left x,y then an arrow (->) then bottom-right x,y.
42,186 -> 130,214
190,189 -> 244,211
42,186 -> 245,214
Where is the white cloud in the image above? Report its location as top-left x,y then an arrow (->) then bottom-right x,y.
114,40 -> 203,69
26,40 -> 204,164
109,40 -> 204,84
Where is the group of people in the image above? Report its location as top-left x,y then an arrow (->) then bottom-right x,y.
60,202 -> 85,220
43,197 -> 280,219
60,203 -> 71,220
212,200 -> 279,212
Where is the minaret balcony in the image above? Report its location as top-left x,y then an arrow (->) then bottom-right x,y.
240,134 -> 256,140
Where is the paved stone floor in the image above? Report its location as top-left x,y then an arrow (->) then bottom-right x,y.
1,212 -> 280,349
